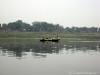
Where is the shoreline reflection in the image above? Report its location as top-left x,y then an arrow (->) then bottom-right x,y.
0,41 -> 100,59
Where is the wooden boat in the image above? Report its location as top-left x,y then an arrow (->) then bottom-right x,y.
40,34 -> 60,42
40,38 -> 60,42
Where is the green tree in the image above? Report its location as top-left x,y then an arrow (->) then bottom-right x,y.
65,27 -> 71,33
8,21 -> 22,30
90,27 -> 98,32
71,27 -> 76,33
2,23 -> 8,30
76,27 -> 81,33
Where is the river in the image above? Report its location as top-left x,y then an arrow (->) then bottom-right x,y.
0,39 -> 100,75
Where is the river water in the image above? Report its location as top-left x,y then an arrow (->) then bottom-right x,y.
0,39 -> 100,75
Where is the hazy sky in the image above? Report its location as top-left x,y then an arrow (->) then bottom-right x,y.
0,0 -> 100,27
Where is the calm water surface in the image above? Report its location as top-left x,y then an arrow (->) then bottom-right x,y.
0,39 -> 100,75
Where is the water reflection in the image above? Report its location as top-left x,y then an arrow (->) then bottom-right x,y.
0,41 -> 100,59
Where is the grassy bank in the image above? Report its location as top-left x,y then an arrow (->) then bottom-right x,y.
0,31 -> 100,39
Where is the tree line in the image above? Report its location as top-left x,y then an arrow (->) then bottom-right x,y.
0,20 -> 100,33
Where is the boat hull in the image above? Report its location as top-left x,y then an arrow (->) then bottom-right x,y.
40,39 -> 60,42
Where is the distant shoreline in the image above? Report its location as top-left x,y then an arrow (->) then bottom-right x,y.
0,31 -> 100,39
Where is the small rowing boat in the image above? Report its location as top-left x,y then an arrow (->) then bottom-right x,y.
40,38 -> 60,42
